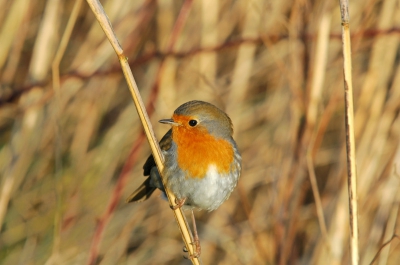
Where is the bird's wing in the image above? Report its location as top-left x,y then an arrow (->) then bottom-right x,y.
126,129 -> 173,203
143,129 -> 172,175
125,177 -> 155,203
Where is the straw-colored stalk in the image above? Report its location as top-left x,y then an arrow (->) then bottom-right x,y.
49,0 -> 83,263
85,0 -> 201,264
306,8 -> 331,244
338,1 -> 359,265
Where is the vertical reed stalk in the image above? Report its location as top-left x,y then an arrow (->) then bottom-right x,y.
50,1 -> 83,263
338,1 -> 359,264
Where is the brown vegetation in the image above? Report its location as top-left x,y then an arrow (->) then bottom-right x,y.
0,0 -> 399,264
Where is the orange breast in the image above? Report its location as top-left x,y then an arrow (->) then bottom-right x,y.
172,116 -> 234,179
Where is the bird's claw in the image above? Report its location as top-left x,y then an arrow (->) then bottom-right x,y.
182,238 -> 201,258
170,197 -> 186,210
190,239 -> 201,258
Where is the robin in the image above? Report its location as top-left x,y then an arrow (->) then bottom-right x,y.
126,100 -> 242,257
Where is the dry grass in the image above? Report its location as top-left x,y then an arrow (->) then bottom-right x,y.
1,0 -> 400,264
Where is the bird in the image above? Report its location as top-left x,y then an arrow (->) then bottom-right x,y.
126,100 -> 242,257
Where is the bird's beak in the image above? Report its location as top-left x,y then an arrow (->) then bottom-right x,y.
159,119 -> 180,126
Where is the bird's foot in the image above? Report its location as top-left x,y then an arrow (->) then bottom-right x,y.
188,238 -> 201,258
182,240 -> 201,259
170,197 -> 186,210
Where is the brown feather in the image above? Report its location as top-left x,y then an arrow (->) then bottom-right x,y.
143,129 -> 172,175
125,177 -> 156,203
126,129 -> 173,203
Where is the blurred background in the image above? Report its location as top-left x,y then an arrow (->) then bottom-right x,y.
1,0 -> 400,264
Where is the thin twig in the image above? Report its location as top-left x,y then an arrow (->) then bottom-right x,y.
85,0 -> 201,264
338,1 -> 359,265
369,234 -> 400,265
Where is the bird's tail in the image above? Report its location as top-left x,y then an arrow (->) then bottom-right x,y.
125,177 -> 156,203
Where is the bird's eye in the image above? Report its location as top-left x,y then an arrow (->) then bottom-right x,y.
188,120 -> 198,127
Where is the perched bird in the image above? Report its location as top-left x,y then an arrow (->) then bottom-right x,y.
126,100 -> 242,256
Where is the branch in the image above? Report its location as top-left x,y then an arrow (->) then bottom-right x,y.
85,0 -> 201,264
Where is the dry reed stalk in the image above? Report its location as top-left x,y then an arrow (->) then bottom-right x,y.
373,66 -> 400,264
0,3 -> 31,85
306,6 -> 331,244
86,2 -> 161,262
0,0 -> 30,70
0,0 -> 40,233
0,89 -> 44,231
369,235 -> 400,265
227,0 -> 263,112
198,0 -> 218,100
356,0 -> 399,200
155,0 -> 177,114
85,0 -> 201,264
154,0 -> 193,114
48,1 -> 83,264
87,133 -> 146,265
338,1 -> 359,265
2,0 -> 400,264
99,206 -> 148,264
29,0 -> 61,82
375,176 -> 400,265
0,168 -> 14,229
377,202 -> 400,265
360,73 -> 400,264
276,2 -> 311,263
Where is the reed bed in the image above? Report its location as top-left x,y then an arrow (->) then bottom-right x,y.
0,0 -> 399,264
